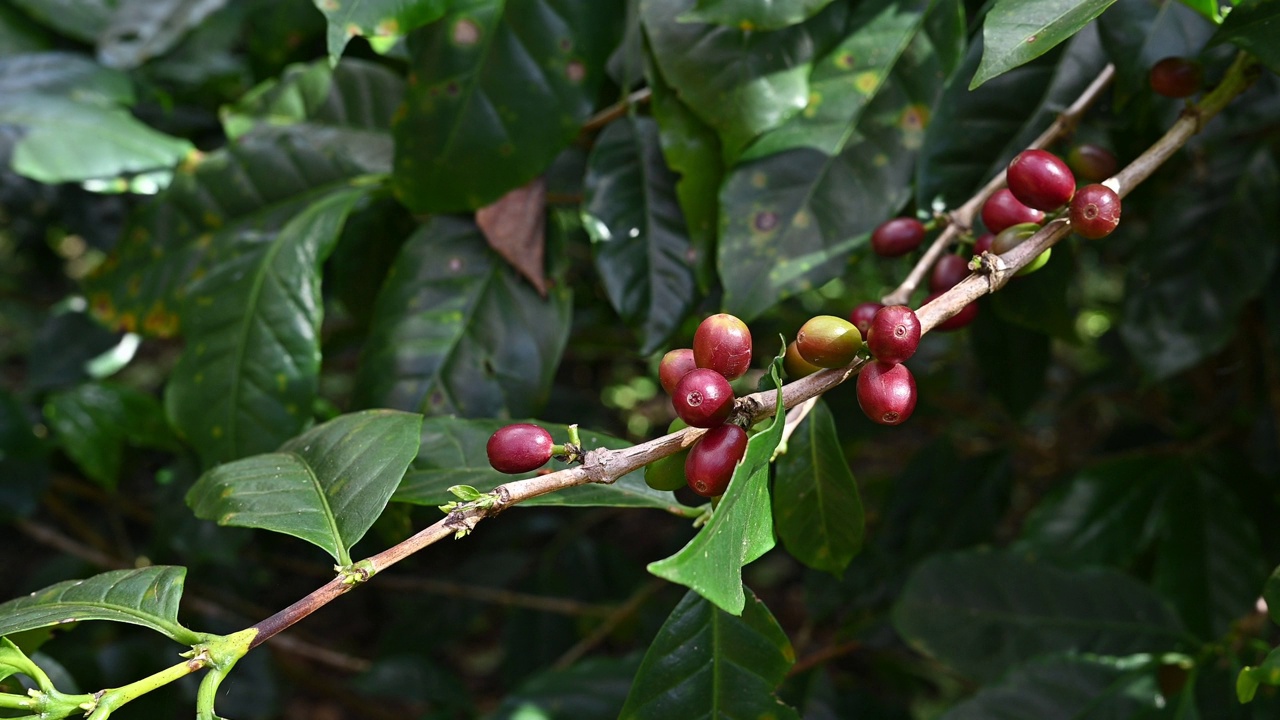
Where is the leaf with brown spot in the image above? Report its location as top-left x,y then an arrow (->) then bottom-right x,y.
476,177 -> 548,296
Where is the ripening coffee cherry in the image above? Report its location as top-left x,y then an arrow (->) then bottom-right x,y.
487,424 -> 554,474
784,341 -> 822,379
871,217 -> 927,257
645,419 -> 691,491
848,302 -> 884,337
857,361 -> 917,426
991,222 -> 1050,277
1006,149 -> 1076,211
685,423 -> 748,497
796,315 -> 862,368
659,348 -> 697,396
929,254 -> 970,292
981,188 -> 1045,234
693,313 -> 752,381
925,292 -> 978,331
1067,144 -> 1117,183
1069,184 -> 1122,239
672,368 -> 734,428
866,305 -> 921,364
973,233 -> 995,255
1150,57 -> 1203,99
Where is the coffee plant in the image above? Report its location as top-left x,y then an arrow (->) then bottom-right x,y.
1,0 -> 1279,718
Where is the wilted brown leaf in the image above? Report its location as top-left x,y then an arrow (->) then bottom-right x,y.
476,178 -> 547,296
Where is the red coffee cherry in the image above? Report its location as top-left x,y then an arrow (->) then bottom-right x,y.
796,315 -> 862,368
871,217 -> 927,257
659,348 -> 697,396
848,302 -> 884,337
857,361 -> 917,426
672,368 -> 734,428
972,233 -> 995,255
981,188 -> 1045,234
865,305 -> 921,364
1067,144 -> 1118,183
784,340 -> 822,379
685,423 -> 748,497
693,313 -> 753,381
1070,184 -> 1122,239
925,291 -> 978,331
487,424 -> 554,474
929,254 -> 970,292
1006,149 -> 1076,211
1149,57 -> 1203,99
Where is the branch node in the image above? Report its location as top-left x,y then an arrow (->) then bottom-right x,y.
582,448 -> 615,484
978,251 -> 1014,292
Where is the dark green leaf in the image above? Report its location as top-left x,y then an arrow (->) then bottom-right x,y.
583,116 -> 696,354
392,0 -> 624,212
393,417 -> 695,513
0,5 -> 53,57
1239,646 -> 1280,704
98,0 -> 229,69
43,382 -> 176,489
773,399 -> 864,575
1211,0 -> 1280,76
490,655 -> 642,720
8,0 -> 116,43
893,550 -> 1190,682
972,0 -> 1119,89
679,0 -> 835,32
0,51 -> 132,102
647,354 -> 785,615
969,305 -> 1050,418
0,567 -> 202,646
1098,0 -> 1213,104
1266,565 -> 1280,627
356,216 -> 572,419
941,654 -> 1162,719
186,409 -> 423,565
619,588 -> 799,719
312,0 -> 448,61
26,307 -> 122,392
925,0 -> 967,80
0,390 -> 47,522
989,243 -> 1078,342
166,187 -> 369,467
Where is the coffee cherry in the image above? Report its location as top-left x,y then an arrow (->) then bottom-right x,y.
685,423 -> 748,497
487,424 -> 554,474
1150,57 -> 1202,99
972,233 -> 995,255
1067,144 -> 1117,183
925,292 -> 978,331
865,305 -> 920,364
1069,184 -> 1122,239
784,340 -> 822,379
1006,149 -> 1075,211
645,419 -> 691,491
857,361 -> 917,425
672,368 -> 734,428
990,222 -> 1040,255
659,348 -> 697,396
981,188 -> 1045,234
929,254 -> 970,292
693,313 -> 752,381
871,217 -> 926,257
796,315 -> 862,368
848,302 -> 884,337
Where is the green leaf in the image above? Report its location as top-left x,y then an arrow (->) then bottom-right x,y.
583,116 -> 696,354
941,654 -> 1162,719
26,307 -> 122,392
0,567 -> 203,646
619,588 -> 799,719
773,399 -> 863,575
0,52 -> 132,103
8,0 -> 116,43
490,655 -> 642,720
1239,647 -> 1280,704
312,0 -> 448,62
679,0 -> 834,32
97,0 -> 230,69
989,244 -> 1078,342
392,0 -> 624,212
1211,0 -> 1280,76
356,216 -> 572,419
969,308 -> 1050,418
647,353 -> 786,615
43,382 -> 176,489
1098,0 -> 1213,104
0,5 -> 53,57
186,409 -> 423,565
972,0 -> 1119,89
892,550 -> 1190,682
165,187 -> 369,467
0,390 -> 47,522
393,417 -> 695,513
1265,565 -> 1280,627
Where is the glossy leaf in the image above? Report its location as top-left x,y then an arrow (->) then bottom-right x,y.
0,567 -> 203,646
7,0 -> 115,43
1211,0 -> 1280,76
187,409 -> 422,565
356,216 -> 572,419
43,382 -> 176,489
647,354 -> 785,615
893,550 -> 1190,682
490,655 -> 642,720
969,309 -> 1050,418
679,0 -> 834,32
941,654 -> 1161,719
393,417 -> 694,513
166,187 -> 369,467
313,0 -> 448,61
392,0 -> 623,212
773,400 -> 864,575
583,116 -> 696,354
619,588 -> 799,719
98,0 -> 229,69
972,0 -> 1119,89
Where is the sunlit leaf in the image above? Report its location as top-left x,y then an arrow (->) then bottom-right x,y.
972,0 -> 1119,89
312,0 -> 449,61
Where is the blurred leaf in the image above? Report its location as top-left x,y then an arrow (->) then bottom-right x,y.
941,654 -> 1162,719
1211,0 -> 1280,76
680,0 -> 834,32
647,355 -> 785,615
1240,647 -> 1280,703
393,417 -> 695,513
187,410 -> 422,565
583,116 -> 696,354
97,0 -> 229,69
0,5 -> 52,56
1266,565 -> 1280,627
0,52 -> 132,103
26,307 -> 122,392
893,550 -> 1190,682
925,0 -> 967,80
312,0 -> 448,61
166,187 -> 369,467
0,567 -> 203,646
392,0 -> 624,212
1121,149 -> 1280,379
1098,0 -> 1213,104
477,177 -> 549,296
0,390 -> 47,522
969,306 -> 1050,418
972,0 -> 1119,89
989,244 -> 1078,342
619,588 -> 799,719
773,400 -> 864,575
43,382 -> 176,489
8,0 -> 116,43
489,655 -> 642,720
356,216 -> 572,419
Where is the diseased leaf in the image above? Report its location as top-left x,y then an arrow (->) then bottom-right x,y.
98,0 -> 229,69
43,382 -> 176,489
972,0 -> 1119,89
477,177 -> 549,296
941,654 -> 1162,719
679,0 -> 835,32
312,0 -> 449,61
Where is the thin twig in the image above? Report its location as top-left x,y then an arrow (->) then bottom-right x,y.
787,640 -> 862,677
581,88 -> 652,133
376,575 -> 617,617
551,579 -> 666,670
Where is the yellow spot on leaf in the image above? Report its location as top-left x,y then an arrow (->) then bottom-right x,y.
211,426 -> 223,438
751,171 -> 767,189
855,71 -> 880,94
452,18 -> 480,45
375,18 -> 399,35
